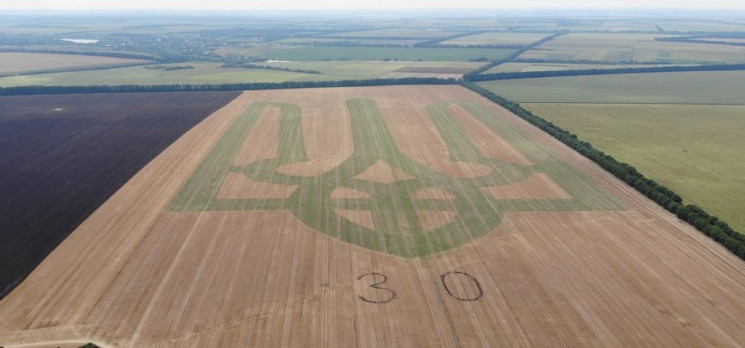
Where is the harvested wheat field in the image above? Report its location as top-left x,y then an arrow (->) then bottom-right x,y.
2,85 -> 745,347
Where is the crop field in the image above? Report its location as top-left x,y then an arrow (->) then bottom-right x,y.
260,60 -> 482,79
0,62 -> 311,87
520,33 -> 745,64
653,20 -> 745,32
477,70 -> 745,104
262,46 -> 516,61
0,52 -> 149,75
440,32 -> 551,46
274,37 -> 424,46
0,91 -> 240,299
522,103 -> 745,232
2,85 -> 745,347
483,62 -> 684,73
0,60 -> 482,87
321,28 -> 459,38
698,38 -> 745,44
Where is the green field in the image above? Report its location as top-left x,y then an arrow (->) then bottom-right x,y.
262,46 -> 516,61
441,32 -> 551,46
261,60 -> 481,79
477,71 -> 745,104
483,62 -> 685,73
0,62 -> 310,86
0,52 -> 149,75
521,33 -> 745,64
0,60 -> 482,87
172,93 -> 622,257
522,103 -> 745,232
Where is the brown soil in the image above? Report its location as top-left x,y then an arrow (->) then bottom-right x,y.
271,89 -> 354,177
416,210 -> 458,232
482,172 -> 572,200
217,173 -> 298,199
330,187 -> 370,199
448,104 -> 533,166
411,187 -> 455,200
353,159 -> 416,184
374,88 -> 493,178
233,105 -> 281,166
336,210 -> 376,230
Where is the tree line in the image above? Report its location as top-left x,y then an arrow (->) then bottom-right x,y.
460,81 -> 745,261
466,63 -> 745,82
0,77 -> 458,96
0,48 -> 158,61
655,36 -> 745,47
219,62 -> 321,74
463,32 -> 567,79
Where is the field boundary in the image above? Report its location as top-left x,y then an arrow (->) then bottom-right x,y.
0,48 -> 157,61
0,62 -> 152,78
463,32 -> 567,78
461,81 -> 745,261
0,77 -> 457,96
465,63 -> 745,81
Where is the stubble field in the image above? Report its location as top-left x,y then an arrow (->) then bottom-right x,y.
1,86 -> 745,347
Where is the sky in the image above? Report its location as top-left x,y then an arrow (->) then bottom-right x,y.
1,0 -> 744,10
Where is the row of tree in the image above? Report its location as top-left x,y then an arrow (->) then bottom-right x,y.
0,48 -> 158,61
512,58 -> 664,65
219,62 -> 321,74
460,81 -> 745,261
463,32 -> 567,79
0,77 -> 458,96
466,63 -> 745,81
655,36 -> 745,47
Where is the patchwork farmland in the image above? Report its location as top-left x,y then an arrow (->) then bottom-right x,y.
1,85 -> 745,347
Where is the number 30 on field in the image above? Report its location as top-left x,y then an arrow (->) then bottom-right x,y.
356,271 -> 483,303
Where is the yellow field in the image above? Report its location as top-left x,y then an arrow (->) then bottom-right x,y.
1,86 -> 745,347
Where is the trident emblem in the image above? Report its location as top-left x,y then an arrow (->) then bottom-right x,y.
172,96 -> 621,258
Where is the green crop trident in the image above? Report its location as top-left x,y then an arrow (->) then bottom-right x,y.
171,97 -> 622,258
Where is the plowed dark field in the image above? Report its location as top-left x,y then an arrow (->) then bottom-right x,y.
0,91 -> 239,298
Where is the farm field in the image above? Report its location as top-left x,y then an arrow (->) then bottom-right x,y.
0,52 -> 149,75
483,62 -> 685,73
440,32 -> 551,46
477,70 -> 745,104
321,28 -> 459,38
261,46 -> 516,61
653,20 -> 745,32
0,62 -> 310,87
0,91 -> 240,299
520,33 -> 745,64
0,60 -> 481,87
521,103 -> 745,232
259,60 -> 482,79
698,37 -> 745,44
2,85 -> 745,347
273,37 -> 424,46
